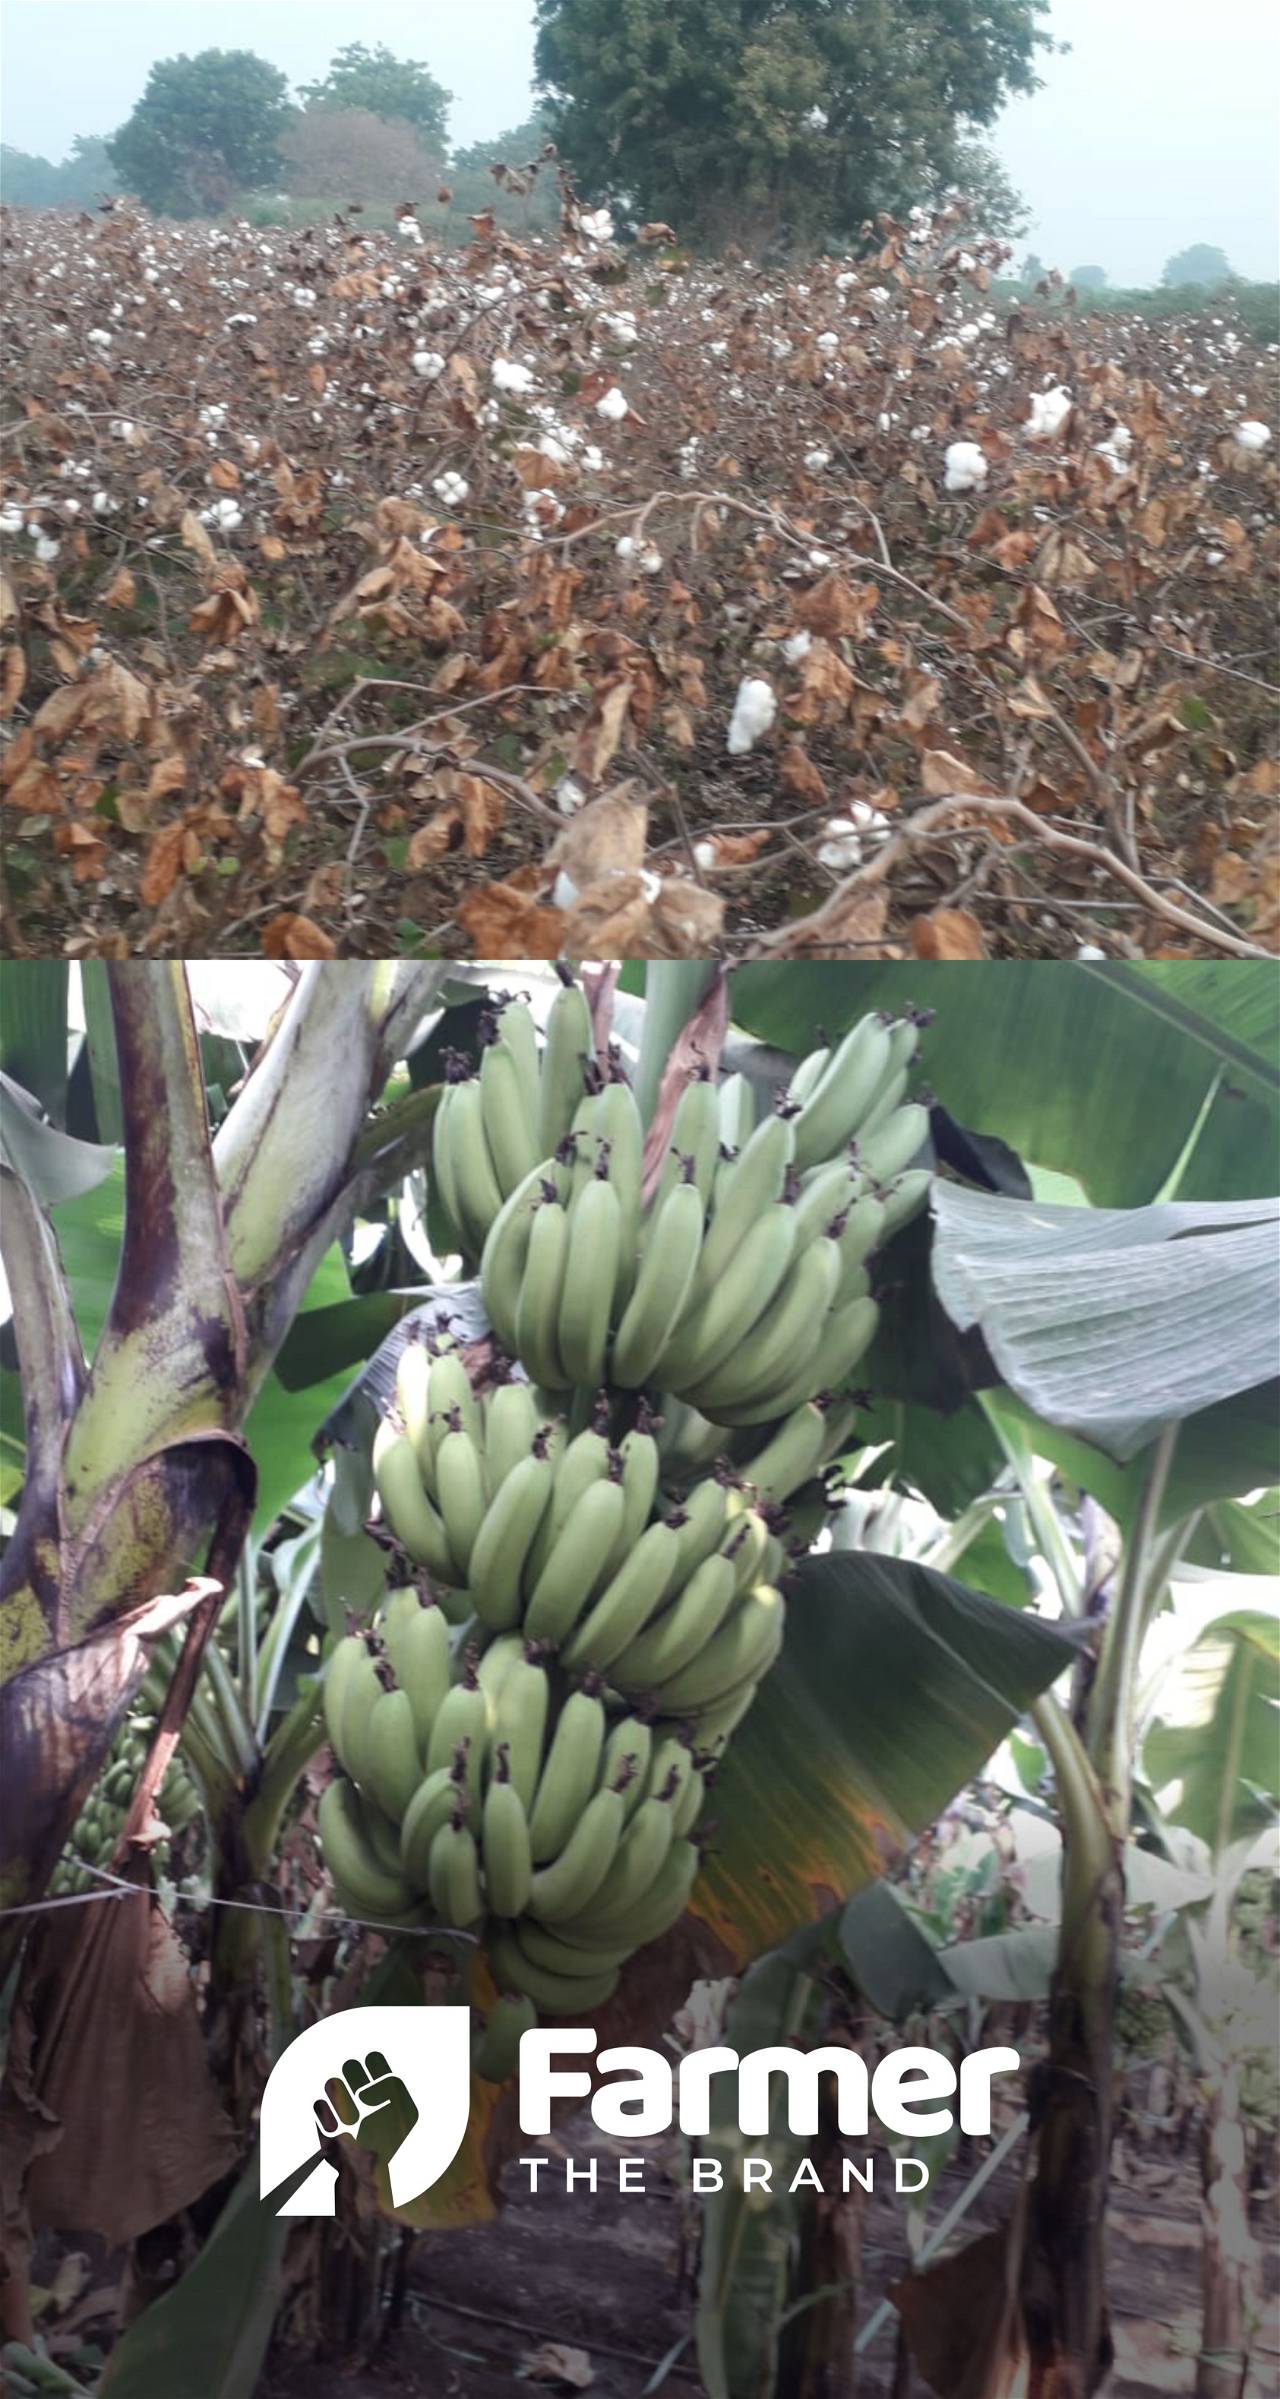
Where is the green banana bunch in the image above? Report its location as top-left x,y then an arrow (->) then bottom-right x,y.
51,1711 -> 201,1895
432,984 -> 594,1261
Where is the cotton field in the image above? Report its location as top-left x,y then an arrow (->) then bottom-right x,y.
0,196 -> 1275,959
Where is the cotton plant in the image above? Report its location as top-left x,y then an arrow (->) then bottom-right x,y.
816,802 -> 890,870
944,440 -> 988,494
1025,385 -> 1073,439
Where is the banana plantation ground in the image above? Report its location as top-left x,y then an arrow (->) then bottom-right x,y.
0,191 -> 1277,960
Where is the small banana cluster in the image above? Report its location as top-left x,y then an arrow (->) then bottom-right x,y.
320,990 -> 933,2074
472,1007 -> 929,1425
431,977 -> 596,1261
51,1714 -> 202,1896
321,1590 -> 721,2066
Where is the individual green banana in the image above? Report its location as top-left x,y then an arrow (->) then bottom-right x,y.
558,1160 -> 622,1388
386,1597 -> 451,1749
481,1164 -> 554,1352
657,1070 -> 723,1207
494,993 -> 540,1091
693,1114 -> 795,1300
467,1440 -> 555,1631
537,975 -> 594,1157
515,1193 -> 571,1391
527,1683 -> 606,1863
610,1552 -> 737,1693
491,1648 -> 549,1810
527,1417 -> 613,1582
446,1072 -> 505,1254
482,1745 -> 534,1917
480,1031 -> 540,1197
655,1398 -> 728,1486
784,1044 -> 830,1107
675,1679 -> 760,1753
738,1401 -> 834,1507
855,1062 -> 909,1141
563,1774 -> 676,1929
791,1013 -> 894,1172
653,1202 -> 797,1391
608,1418 -> 661,1576
372,1420 -> 455,1579
339,1650 -> 385,1792
395,1339 -> 434,1467
650,1584 -> 786,1714
488,1926 -> 620,2015
559,1520 -> 683,1673
716,1070 -> 757,1157
748,1296 -> 878,1423
422,1347 -> 482,1462
523,1473 -> 627,1646
610,1167 -> 705,1389
400,1759 -> 465,1890
600,1716 -> 653,1816
323,1632 -> 371,1774
593,1074 -> 645,1292
364,1685 -> 423,1823
430,1076 -> 469,1253
878,1166 -> 931,1241
425,1653 -> 489,1784
791,1158 -> 858,1248
477,1630 -> 526,1714
484,1379 -> 543,1491
429,1810 -> 484,1928
722,1506 -> 772,1594
613,1836 -> 700,1949
855,1102 -> 930,1188
436,1414 -> 488,1578
687,1235 -> 841,1416
515,1918 -> 630,1977
672,1761 -> 706,1838
319,1777 -> 416,1919
665,1474 -> 731,1582
526,1775 -> 629,1922
472,1990 -> 538,2082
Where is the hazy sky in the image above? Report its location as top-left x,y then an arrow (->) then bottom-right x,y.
2,0 -> 1277,285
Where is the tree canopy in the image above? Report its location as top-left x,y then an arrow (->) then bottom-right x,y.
298,41 -> 451,148
107,49 -> 291,216
1162,242 -> 1232,288
1069,262 -> 1107,289
0,134 -> 118,210
278,106 -> 442,204
534,0 -> 1050,247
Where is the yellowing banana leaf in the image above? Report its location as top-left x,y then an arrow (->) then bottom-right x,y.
697,1553 -> 1077,1968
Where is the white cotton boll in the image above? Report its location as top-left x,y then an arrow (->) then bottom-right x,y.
556,776 -> 587,816
62,498 -> 81,516
816,802 -> 889,870
579,208 -> 614,244
803,446 -> 830,470
816,331 -> 840,354
944,441 -> 988,494
640,869 -> 662,902
638,543 -> 663,573
492,358 -> 536,394
726,676 -> 777,755
34,534 -> 61,563
693,839 -> 717,870
782,629 -> 812,662
616,536 -> 639,561
292,286 -> 316,309
808,547 -> 833,567
412,349 -> 445,381
86,327 -> 112,347
432,471 -> 470,506
0,504 -> 25,535
1076,944 -> 1106,960
552,869 -> 579,910
398,217 -> 423,243
539,433 -> 572,466
1235,419 -> 1271,451
805,105 -> 829,129
1025,385 -> 1072,438
582,443 -> 605,471
596,385 -> 630,421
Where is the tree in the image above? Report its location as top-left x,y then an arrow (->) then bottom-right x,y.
298,41 -> 451,149
1070,260 -> 1107,289
448,109 -> 559,233
1163,241 -> 1232,288
107,49 -> 291,216
945,137 -> 1030,241
278,106 -> 441,205
1020,247 -> 1047,285
534,0 -> 1051,249
0,134 -> 118,210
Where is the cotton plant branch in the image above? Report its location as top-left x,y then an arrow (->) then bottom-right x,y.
746,793 -> 1270,958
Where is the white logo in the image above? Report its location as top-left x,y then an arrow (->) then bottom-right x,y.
260,2005 -> 471,2215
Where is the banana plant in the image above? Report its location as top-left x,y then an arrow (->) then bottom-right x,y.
0,963 -> 445,1974
1137,1600 -> 1279,2399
